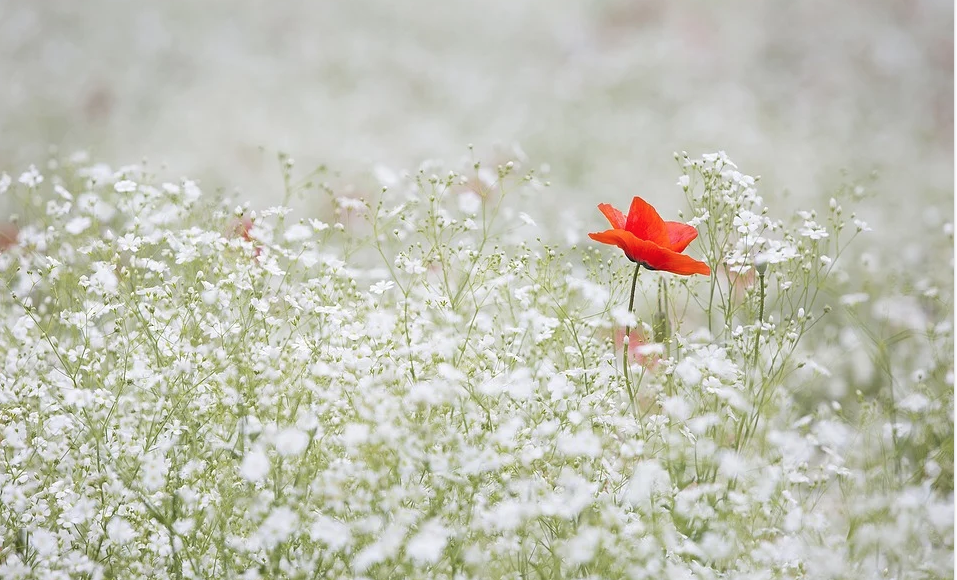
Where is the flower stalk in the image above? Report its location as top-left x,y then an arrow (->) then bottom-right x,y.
624,263 -> 641,382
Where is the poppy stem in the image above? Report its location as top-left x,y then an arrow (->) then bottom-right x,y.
624,263 -> 641,378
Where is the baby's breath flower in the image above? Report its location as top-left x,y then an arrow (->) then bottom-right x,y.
369,280 -> 395,295
114,179 -> 137,193
799,220 -> 829,240
274,427 -> 309,457
240,448 -> 270,483
0,153 -> 946,580
65,216 -> 92,235
283,223 -> 312,242
18,164 -> 43,187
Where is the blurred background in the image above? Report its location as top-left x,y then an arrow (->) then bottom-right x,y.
0,0 -> 952,221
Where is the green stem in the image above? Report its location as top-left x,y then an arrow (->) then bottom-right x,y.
751,271 -> 765,367
624,264 -> 641,380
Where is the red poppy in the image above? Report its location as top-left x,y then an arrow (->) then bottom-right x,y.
588,196 -> 710,276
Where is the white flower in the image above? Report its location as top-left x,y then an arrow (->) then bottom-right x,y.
336,196 -> 365,211
117,233 -> 142,253
11,316 -> 31,342
173,519 -> 195,536
563,526 -> 601,565
756,240 -> 799,264
88,262 -> 119,296
29,529 -> 59,558
274,427 -> 309,457
65,216 -> 92,235
240,448 -> 270,482
114,180 -> 137,193
201,285 -> 220,305
369,280 -> 395,295
396,255 -> 426,274
107,517 -> 136,544
799,220 -> 829,240
610,306 -> 638,328
310,515 -> 352,551
557,430 -> 602,458
0,172 -> 10,194
733,210 -> 763,234
183,180 -> 202,201
18,165 -> 43,187
63,496 -> 96,525
676,174 -> 690,188
54,184 -> 73,201
687,211 -> 710,227
674,358 -> 703,385
626,460 -> 671,508
406,519 -> 449,564
141,452 -> 168,491
354,525 -> 406,571
518,212 -> 536,227
661,396 -> 692,421
839,292 -> 869,307
255,506 -> 299,550
284,223 -> 312,242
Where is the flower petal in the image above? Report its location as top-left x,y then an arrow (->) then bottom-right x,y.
588,229 -> 635,255
597,203 -> 626,230
589,229 -> 711,276
624,196 -> 669,245
664,221 -> 698,253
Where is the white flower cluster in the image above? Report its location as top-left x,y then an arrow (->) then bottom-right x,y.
0,154 -> 950,579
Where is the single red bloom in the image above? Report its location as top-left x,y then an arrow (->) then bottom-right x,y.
588,196 -> 710,276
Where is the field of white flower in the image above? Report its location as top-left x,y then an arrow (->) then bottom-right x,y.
0,148 -> 951,578
0,1 -> 953,578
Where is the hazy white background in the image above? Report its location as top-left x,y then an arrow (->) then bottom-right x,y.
0,0 -> 952,225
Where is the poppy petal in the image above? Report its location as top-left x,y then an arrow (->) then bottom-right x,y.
624,196 -> 669,245
589,229 -> 641,259
664,221 -> 698,253
589,229 -> 711,276
597,203 -> 626,230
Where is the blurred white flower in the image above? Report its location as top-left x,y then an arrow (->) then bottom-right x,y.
370,280 -> 395,295
65,216 -> 92,235
107,517 -> 136,544
240,448 -> 270,482
274,427 -> 309,457
18,165 -> 43,187
284,223 -> 312,242
406,519 -> 449,564
255,506 -> 299,550
114,180 -> 137,193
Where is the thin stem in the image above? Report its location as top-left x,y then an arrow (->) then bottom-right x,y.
624,264 -> 641,381
750,270 -> 765,368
